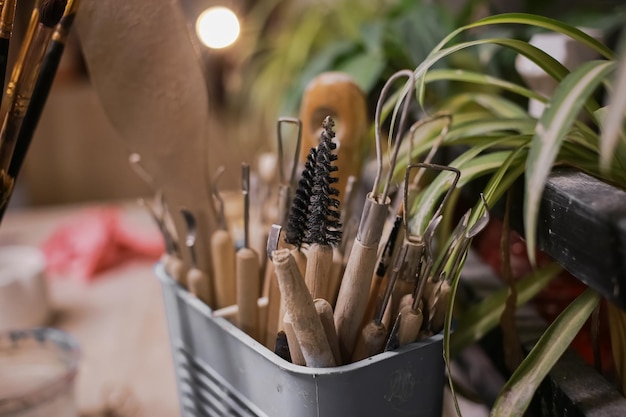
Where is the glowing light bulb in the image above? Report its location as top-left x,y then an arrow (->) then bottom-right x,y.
196,6 -> 240,49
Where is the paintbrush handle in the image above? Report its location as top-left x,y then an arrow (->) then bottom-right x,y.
273,249 -> 335,368
304,243 -> 332,300
211,229 -> 236,308
236,247 -> 261,340
262,261 -> 282,349
314,298 -> 341,365
333,239 -> 379,362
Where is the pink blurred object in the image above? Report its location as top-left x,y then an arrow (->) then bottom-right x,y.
41,207 -> 165,281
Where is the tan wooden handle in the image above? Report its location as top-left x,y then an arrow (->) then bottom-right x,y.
263,261 -> 281,349
428,280 -> 451,334
211,229 -> 236,309
397,306 -> 423,347
299,72 -> 368,204
187,267 -> 212,306
314,298 -> 342,365
352,321 -> 387,362
305,244 -> 333,300
163,253 -> 185,287
273,249 -> 335,367
283,314 -> 306,366
237,247 -> 261,340
333,239 -> 379,362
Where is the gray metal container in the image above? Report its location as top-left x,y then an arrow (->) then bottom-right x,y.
156,263 -> 444,417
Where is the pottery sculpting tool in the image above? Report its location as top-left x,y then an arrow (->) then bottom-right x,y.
271,247 -> 335,368
314,298 -> 341,365
181,208 -> 212,305
263,118 -> 303,347
302,116 -> 342,300
0,0 -> 66,214
299,71 -> 368,205
0,0 -> 17,103
236,163 -> 261,340
9,0 -> 80,184
129,153 -> 185,284
334,69 -> 414,362
352,244 -> 407,362
210,166 -> 236,309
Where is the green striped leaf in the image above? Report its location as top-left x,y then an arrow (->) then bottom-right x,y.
491,288 -> 600,417
524,60 -> 615,264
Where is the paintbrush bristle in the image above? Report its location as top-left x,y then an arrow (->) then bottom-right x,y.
39,0 -> 67,28
284,147 -> 317,248
304,116 -> 342,247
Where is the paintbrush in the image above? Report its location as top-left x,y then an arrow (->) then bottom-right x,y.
0,0 -> 66,213
302,116 -> 342,300
0,0 -> 17,104
8,0 -> 79,182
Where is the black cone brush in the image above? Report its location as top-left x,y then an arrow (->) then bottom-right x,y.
0,0 -> 66,215
302,116 -> 342,300
284,146 -> 316,248
9,0 -> 79,181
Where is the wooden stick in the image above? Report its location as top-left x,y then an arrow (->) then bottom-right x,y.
427,280 -> 450,334
237,247 -> 261,340
291,247 -> 307,277
397,305 -> 423,347
304,243 -> 332,300
352,321 -> 387,362
211,229 -> 236,308
314,298 -> 342,365
272,248 -> 335,367
283,314 -> 306,366
263,261 -> 281,349
162,253 -> 184,285
213,297 -> 268,321
328,248 -> 344,306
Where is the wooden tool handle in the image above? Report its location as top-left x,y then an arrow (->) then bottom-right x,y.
428,280 -> 450,334
299,72 -> 368,205
263,262 -> 281,349
333,239 -> 380,362
283,314 -> 306,366
211,229 -> 236,309
314,298 -> 342,365
187,267 -> 212,305
237,247 -> 261,340
291,248 -> 308,277
163,253 -> 185,286
352,321 -> 387,362
213,297 -> 268,322
397,305 -> 423,347
273,249 -> 335,367
305,244 -> 332,300
328,248 -> 344,306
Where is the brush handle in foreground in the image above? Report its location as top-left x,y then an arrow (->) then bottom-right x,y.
397,305 -> 423,347
236,247 -> 261,340
352,321 -> 387,362
283,314 -> 306,366
305,244 -> 332,300
211,230 -> 236,309
272,249 -> 335,367
334,239 -> 379,362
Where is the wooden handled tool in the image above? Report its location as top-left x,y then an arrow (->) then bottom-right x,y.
181,208 -> 213,305
272,248 -> 335,368
282,313 -> 306,366
299,72 -> 368,205
236,164 -> 261,340
334,70 -> 415,362
352,245 -> 406,362
314,298 -> 342,365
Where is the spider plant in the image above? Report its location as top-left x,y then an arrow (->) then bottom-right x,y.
385,12 -> 626,416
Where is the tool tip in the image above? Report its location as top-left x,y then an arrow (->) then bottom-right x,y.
40,0 -> 67,28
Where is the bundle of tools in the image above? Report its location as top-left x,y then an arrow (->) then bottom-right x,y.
143,69 -> 491,369
0,0 -> 79,221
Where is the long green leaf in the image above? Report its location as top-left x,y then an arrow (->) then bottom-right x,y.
450,263 -> 561,357
491,288 -> 600,417
600,33 -> 626,172
524,60 -> 615,264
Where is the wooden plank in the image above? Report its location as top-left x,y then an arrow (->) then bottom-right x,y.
510,168 -> 626,310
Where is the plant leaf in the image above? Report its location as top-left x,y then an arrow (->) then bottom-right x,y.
524,60 -> 615,265
450,263 -> 561,357
600,32 -> 626,173
491,288 -> 600,417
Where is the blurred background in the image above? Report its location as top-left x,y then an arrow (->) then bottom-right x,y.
5,0 -> 624,209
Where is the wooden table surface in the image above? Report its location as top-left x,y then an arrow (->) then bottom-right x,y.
0,202 -> 180,417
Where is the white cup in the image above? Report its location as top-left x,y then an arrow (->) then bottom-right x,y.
0,245 -> 50,332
